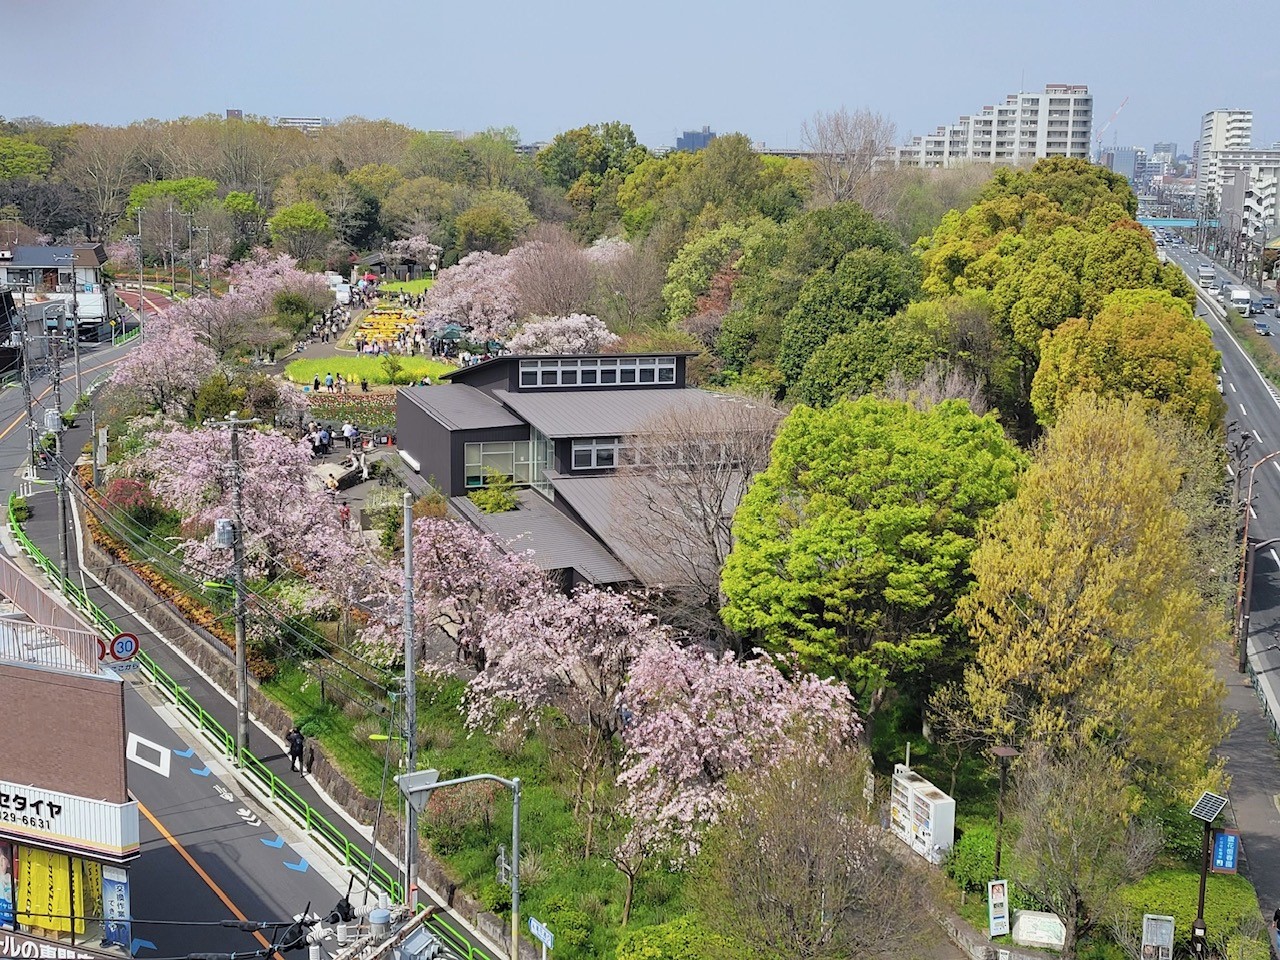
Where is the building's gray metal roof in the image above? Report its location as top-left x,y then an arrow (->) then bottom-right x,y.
491,387 -> 732,439
451,489 -> 634,585
444,351 -> 698,384
400,384 -> 524,431
3,245 -> 105,268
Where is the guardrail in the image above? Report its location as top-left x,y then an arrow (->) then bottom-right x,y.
4,492 -> 502,958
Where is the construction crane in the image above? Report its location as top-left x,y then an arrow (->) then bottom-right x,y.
1094,96 -> 1130,162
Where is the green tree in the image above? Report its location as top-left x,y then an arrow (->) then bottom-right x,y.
980,156 -> 1138,219
792,322 -> 942,407
615,916 -> 731,960
959,395 -> 1229,797
268,200 -> 332,262
0,136 -> 52,180
454,203 -> 518,254
777,246 -> 920,386
1031,288 -> 1225,432
125,177 -> 219,217
722,396 -> 1024,706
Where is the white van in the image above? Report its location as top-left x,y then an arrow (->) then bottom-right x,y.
334,283 -> 352,305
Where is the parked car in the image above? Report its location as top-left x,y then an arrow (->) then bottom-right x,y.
1255,320 -> 1272,336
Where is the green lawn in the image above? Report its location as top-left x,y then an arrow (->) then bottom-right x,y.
378,278 -> 434,295
284,355 -> 456,387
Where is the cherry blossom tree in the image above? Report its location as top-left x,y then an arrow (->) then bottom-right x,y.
423,251 -> 519,343
617,644 -> 859,864
507,314 -> 621,354
389,234 -> 442,267
227,247 -> 331,315
466,585 -> 668,854
105,239 -> 138,271
106,312 -> 217,418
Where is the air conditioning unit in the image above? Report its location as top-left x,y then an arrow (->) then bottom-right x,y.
0,251 -> 12,260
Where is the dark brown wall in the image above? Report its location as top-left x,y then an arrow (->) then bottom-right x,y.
0,663 -> 127,802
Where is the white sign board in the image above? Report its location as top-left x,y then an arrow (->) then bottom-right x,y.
1012,910 -> 1066,950
987,880 -> 1010,938
1142,914 -> 1175,960
0,778 -> 139,861
528,916 -> 553,950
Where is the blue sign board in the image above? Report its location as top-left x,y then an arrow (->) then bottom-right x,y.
1211,829 -> 1240,874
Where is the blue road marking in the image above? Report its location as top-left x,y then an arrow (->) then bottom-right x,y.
284,857 -> 309,873
131,938 -> 156,954
173,747 -> 195,758
189,766 -> 211,777
261,835 -> 285,848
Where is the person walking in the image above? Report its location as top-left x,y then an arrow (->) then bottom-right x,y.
287,725 -> 305,773
325,372 -> 335,393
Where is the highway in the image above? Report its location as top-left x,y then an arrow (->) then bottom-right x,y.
1163,240 -> 1280,914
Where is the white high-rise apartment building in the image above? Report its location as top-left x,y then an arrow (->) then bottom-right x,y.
1196,109 -> 1253,211
893,84 -> 1092,168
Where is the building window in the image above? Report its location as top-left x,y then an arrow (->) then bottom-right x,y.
465,441 -> 534,488
571,437 -> 634,470
517,356 -> 678,389
530,427 -> 553,499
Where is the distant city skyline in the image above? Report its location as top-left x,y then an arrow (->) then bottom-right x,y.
7,0 -> 1280,154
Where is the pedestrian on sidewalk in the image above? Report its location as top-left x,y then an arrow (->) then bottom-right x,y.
287,725 -> 305,773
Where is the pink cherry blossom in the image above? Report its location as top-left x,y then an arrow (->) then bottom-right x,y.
423,251 -> 520,343
507,314 -> 620,355
106,311 -> 217,418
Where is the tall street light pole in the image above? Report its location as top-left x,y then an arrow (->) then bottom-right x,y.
991,745 -> 1019,877
397,770 -> 521,960
402,492 -> 418,911
51,252 -> 83,397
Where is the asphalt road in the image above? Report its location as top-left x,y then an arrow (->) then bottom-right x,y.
1164,241 -> 1280,917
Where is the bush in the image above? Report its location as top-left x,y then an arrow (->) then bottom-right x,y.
615,916 -> 732,960
9,496 -> 30,523
467,469 -> 518,514
1117,869 -> 1263,953
480,880 -> 511,913
542,896 -> 591,951
945,822 -> 996,892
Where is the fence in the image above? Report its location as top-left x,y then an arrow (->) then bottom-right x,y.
6,492 -> 494,960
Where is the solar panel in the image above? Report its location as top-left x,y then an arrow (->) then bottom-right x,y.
1189,791 -> 1228,823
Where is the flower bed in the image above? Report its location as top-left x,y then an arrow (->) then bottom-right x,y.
306,393 -> 396,431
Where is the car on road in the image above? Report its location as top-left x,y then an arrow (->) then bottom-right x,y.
1262,295 -> 1276,313
1217,374 -> 1225,393
1255,320 -> 1272,336
1252,299 -> 1268,316
1190,246 -> 1200,253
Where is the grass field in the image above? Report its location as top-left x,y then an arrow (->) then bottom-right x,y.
378,278 -> 434,295
284,354 -> 456,387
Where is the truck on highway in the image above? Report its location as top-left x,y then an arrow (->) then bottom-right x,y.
1229,287 -> 1252,313
1197,264 -> 1216,288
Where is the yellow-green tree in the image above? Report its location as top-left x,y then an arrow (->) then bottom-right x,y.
959,396 -> 1229,798
1031,288 -> 1225,432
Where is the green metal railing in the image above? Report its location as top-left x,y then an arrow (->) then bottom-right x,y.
6,493 -> 497,958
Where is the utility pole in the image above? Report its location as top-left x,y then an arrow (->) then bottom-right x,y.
211,410 -> 258,760
137,206 -> 145,330
168,200 -> 176,295
183,211 -> 196,297
402,493 -> 417,910
49,336 -> 69,582
18,328 -> 35,477
52,251 -> 83,397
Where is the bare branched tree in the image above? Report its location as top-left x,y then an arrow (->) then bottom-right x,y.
1011,741 -> 1162,960
695,746 -> 932,960
801,107 -> 898,214
591,238 -> 667,333
509,223 -> 597,318
882,361 -> 989,414
616,396 -> 781,645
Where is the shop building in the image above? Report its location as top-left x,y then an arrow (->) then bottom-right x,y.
0,556 -> 137,958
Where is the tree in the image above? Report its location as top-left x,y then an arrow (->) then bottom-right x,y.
454,202 -> 518,255
982,156 -> 1138,219
507,314 -> 619,354
506,227 -> 597,318
424,251 -> 520,343
721,397 -> 1023,707
226,247 -> 331,316
268,200 -> 332,262
791,323 -> 942,408
617,643 -> 857,864
388,233 -> 442,269
800,107 -> 898,212
959,395 -> 1230,797
1032,288 -> 1224,432
695,747 -> 928,960
1010,742 -> 1161,960
468,585 -> 668,854
615,397 -> 782,642
125,177 -> 219,217
62,124 -> 139,237
0,136 -> 52,181
105,312 -> 217,418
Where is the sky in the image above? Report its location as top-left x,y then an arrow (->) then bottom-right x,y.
9,0 -> 1280,155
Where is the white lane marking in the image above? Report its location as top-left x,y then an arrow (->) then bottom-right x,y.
1227,463 -> 1236,476
1231,382 -> 1238,392
1273,461 -> 1280,477
1241,403 -> 1249,416
1256,430 -> 1264,443
1251,504 -> 1259,519
127,732 -> 171,777
1271,549 -> 1280,569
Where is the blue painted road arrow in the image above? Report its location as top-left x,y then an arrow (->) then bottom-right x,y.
260,835 -> 285,848
131,938 -> 157,954
284,857 -> 309,873
173,747 -> 195,758
189,766 -> 211,777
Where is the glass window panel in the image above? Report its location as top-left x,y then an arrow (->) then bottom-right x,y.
620,368 -> 637,383
599,358 -> 618,367
581,369 -> 597,384
639,368 -> 655,383
465,443 -> 481,467
658,366 -> 675,382
561,359 -> 579,367
596,447 -> 615,468
540,359 -> 558,368
573,448 -> 592,469
520,371 -> 537,386
638,357 -> 656,366
600,369 -> 617,384
541,370 -> 558,385
561,370 -> 577,385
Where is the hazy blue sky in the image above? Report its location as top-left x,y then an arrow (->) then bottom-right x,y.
10,0 -> 1280,154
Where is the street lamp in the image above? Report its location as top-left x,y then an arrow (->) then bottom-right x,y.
1188,790 -> 1228,958
991,745 -> 1019,876
398,769 -> 521,960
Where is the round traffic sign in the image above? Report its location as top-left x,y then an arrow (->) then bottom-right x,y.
109,632 -> 140,662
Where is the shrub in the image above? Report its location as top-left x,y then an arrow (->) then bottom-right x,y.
467,469 -> 518,514
541,896 -> 591,951
479,880 -> 511,913
1116,869 -> 1263,953
615,916 -> 732,960
9,496 -> 30,523
945,822 -> 996,892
